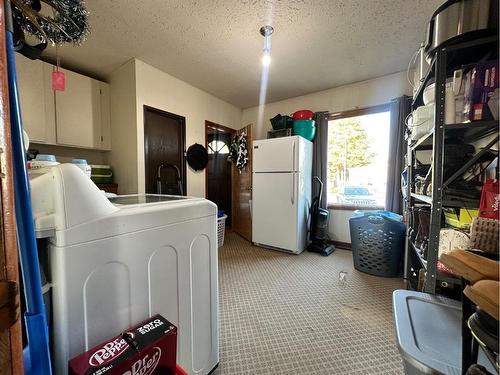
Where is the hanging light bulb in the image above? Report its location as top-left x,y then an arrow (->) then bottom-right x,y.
260,25 -> 274,66
262,51 -> 271,66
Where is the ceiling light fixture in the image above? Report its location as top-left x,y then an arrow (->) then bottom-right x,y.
260,25 -> 274,67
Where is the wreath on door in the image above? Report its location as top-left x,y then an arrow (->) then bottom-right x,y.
228,132 -> 248,171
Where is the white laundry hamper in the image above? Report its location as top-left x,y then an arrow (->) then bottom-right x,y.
217,214 -> 228,247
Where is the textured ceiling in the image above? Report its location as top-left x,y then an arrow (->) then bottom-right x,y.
42,0 -> 443,108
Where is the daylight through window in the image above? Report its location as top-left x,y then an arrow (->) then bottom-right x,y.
208,140 -> 229,154
327,109 -> 391,208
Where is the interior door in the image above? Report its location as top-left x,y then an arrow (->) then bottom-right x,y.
232,124 -> 252,241
206,124 -> 234,226
144,106 -> 186,195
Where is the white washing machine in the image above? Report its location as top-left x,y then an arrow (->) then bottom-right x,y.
30,164 -> 219,375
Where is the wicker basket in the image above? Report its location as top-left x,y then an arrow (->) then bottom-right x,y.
217,215 -> 227,247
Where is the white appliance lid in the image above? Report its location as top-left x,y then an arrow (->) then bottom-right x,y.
108,194 -> 189,206
30,165 -> 217,246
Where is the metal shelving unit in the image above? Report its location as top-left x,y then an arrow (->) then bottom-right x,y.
406,35 -> 499,294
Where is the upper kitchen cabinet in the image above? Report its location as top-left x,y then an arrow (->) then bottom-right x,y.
99,82 -> 111,150
15,54 -> 56,144
55,68 -> 111,150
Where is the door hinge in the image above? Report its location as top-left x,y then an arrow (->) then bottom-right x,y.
0,281 -> 20,331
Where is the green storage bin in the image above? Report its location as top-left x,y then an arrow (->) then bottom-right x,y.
90,164 -> 113,184
293,120 -> 316,141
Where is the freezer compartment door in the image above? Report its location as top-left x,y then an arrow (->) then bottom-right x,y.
253,136 -> 299,172
252,172 -> 299,252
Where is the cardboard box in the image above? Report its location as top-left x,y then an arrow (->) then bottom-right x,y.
69,315 -> 177,375
464,61 -> 499,121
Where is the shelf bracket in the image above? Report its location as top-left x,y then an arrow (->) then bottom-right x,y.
424,47 -> 447,294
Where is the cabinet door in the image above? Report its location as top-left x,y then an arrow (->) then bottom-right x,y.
15,54 -> 56,144
55,69 -> 101,148
99,82 -> 111,150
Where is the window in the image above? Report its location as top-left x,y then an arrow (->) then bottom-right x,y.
327,105 -> 391,209
207,140 -> 229,154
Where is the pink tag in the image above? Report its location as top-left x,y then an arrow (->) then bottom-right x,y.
52,71 -> 65,91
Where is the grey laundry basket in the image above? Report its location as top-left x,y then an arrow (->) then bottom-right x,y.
349,211 -> 406,277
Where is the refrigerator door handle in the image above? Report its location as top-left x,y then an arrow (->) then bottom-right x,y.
291,140 -> 296,205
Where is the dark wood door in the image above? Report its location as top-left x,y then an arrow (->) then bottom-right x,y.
144,106 -> 186,194
206,122 -> 234,226
232,124 -> 253,241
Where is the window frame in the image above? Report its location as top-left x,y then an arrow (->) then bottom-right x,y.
326,103 -> 392,211
207,139 -> 230,155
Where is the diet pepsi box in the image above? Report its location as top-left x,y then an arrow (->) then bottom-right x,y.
69,314 -> 177,375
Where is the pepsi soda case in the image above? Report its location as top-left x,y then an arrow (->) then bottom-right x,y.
69,314 -> 177,375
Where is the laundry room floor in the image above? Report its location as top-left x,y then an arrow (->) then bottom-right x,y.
213,233 -> 405,375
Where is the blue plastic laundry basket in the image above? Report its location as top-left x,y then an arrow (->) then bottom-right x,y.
349,211 -> 406,277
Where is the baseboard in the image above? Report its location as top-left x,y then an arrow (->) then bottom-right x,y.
329,240 -> 351,250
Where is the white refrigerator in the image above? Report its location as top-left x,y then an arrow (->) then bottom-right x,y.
252,136 -> 313,254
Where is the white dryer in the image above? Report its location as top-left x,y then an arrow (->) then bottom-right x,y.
30,164 -> 219,375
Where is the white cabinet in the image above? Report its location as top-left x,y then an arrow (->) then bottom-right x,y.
15,56 -> 111,150
15,54 -> 56,144
55,69 -> 111,150
99,82 -> 111,150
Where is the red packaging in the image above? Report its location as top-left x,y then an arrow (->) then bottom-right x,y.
479,179 -> 499,220
464,60 -> 499,121
69,315 -> 177,375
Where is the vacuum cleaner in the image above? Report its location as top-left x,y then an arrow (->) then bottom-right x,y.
308,176 -> 335,256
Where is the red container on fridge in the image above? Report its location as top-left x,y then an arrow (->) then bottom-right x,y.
292,109 -> 314,120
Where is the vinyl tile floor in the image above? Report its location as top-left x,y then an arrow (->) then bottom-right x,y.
212,233 -> 405,375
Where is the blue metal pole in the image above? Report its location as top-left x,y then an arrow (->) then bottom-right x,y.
4,4 -> 52,372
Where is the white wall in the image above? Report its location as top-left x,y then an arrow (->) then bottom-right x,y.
108,59 -> 138,194
108,64 -> 412,241
242,71 -> 412,140
134,59 -> 242,197
242,71 -> 412,243
108,59 -> 242,196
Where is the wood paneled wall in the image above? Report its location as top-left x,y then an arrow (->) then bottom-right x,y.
0,2 -> 24,374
